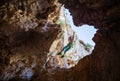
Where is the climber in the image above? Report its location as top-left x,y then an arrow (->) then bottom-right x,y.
57,36 -> 74,58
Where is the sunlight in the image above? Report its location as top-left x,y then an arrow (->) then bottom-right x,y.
63,7 -> 97,47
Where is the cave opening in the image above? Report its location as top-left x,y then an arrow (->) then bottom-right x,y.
45,6 -> 97,69
0,0 -> 119,81
63,7 -> 97,49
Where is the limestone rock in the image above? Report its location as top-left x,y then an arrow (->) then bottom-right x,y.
45,7 -> 92,69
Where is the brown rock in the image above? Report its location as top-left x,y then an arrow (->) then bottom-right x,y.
0,0 -> 120,81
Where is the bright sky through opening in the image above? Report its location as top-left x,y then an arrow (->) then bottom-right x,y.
63,7 -> 97,47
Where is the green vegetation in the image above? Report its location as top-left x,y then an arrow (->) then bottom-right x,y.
57,19 -> 64,28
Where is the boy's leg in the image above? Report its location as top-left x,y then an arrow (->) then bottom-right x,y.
57,51 -> 62,55
61,53 -> 66,58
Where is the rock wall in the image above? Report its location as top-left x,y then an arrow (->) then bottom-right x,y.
0,0 -> 61,80
45,7 -> 92,69
55,0 -> 120,81
58,0 -> 120,29
0,0 -> 120,81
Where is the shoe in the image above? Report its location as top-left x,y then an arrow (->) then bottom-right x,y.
61,54 -> 65,58
57,52 -> 61,55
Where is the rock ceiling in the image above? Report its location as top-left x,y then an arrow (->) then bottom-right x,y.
0,0 -> 120,81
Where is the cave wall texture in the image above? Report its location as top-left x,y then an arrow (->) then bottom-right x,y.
56,0 -> 120,81
0,0 -> 61,80
0,0 -> 120,81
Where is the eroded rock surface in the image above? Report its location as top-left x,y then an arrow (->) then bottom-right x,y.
59,0 -> 120,29
0,22 -> 60,80
0,0 -> 120,81
0,0 -> 61,80
55,0 -> 120,81
45,7 -> 92,69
